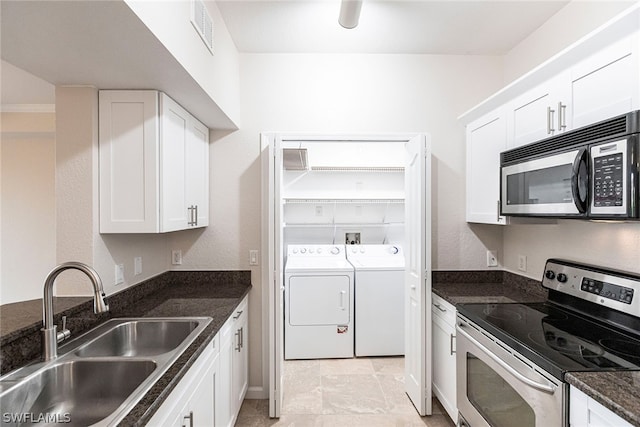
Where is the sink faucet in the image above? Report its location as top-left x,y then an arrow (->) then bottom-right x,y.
42,261 -> 110,361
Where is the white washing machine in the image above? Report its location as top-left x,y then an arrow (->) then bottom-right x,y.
347,244 -> 405,357
284,244 -> 354,359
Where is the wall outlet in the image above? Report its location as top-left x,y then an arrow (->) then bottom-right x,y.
249,250 -> 259,266
115,264 -> 124,285
518,255 -> 527,272
172,250 -> 183,265
486,250 -> 498,267
134,256 -> 142,276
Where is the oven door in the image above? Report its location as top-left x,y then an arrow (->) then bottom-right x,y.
456,316 -> 566,427
501,148 -> 589,216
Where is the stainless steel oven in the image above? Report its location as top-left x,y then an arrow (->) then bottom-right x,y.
500,110 -> 640,219
455,259 -> 640,427
456,315 -> 566,427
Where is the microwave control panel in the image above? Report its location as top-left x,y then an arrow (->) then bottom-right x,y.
593,153 -> 624,207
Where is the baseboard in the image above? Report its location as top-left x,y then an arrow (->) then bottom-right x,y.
245,385 -> 268,400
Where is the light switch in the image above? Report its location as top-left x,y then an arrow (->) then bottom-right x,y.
249,250 -> 259,266
134,257 -> 142,275
115,264 -> 124,285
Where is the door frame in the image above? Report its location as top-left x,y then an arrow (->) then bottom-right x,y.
261,132 -> 432,418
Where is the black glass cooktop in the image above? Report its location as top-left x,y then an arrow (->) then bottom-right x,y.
457,302 -> 640,380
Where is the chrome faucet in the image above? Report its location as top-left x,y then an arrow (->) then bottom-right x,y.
42,262 -> 110,361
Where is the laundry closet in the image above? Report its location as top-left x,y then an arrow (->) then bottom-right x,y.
277,137 -> 409,358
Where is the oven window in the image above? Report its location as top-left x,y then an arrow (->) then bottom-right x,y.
506,164 -> 573,205
467,354 -> 535,427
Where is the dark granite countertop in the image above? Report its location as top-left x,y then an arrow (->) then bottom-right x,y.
0,270 -> 252,427
566,371 -> 640,426
432,270 -> 548,305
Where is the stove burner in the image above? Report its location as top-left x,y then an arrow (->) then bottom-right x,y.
599,339 -> 640,358
482,305 -> 523,322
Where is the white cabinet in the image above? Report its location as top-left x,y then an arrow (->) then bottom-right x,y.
466,108 -> 508,225
506,35 -> 639,149
216,295 -> 249,427
148,338 -> 218,426
99,90 -> 209,233
431,293 -> 457,424
570,386 -> 633,427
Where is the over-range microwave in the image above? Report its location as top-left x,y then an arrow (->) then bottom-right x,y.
500,110 -> 640,220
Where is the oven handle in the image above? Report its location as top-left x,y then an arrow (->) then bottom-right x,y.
457,324 -> 557,395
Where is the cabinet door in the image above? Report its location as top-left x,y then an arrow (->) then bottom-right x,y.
466,108 -> 508,225
570,35 -> 639,129
431,295 -> 457,424
506,76 -> 565,148
231,309 -> 249,413
215,318 -> 233,427
99,90 -> 160,233
186,118 -> 209,228
570,386 -> 633,427
160,93 -> 190,232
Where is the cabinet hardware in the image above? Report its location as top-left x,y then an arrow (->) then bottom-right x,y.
450,333 -> 456,355
233,310 -> 243,320
547,106 -> 556,134
235,327 -> 244,352
194,205 -> 198,226
182,411 -> 194,427
558,102 -> 567,131
187,205 -> 196,226
433,303 -> 447,313
497,200 -> 501,223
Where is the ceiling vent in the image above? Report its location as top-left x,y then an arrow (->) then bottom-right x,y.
191,0 -> 214,55
283,149 -> 309,171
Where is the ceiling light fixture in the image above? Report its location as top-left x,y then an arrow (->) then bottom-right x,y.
338,0 -> 362,29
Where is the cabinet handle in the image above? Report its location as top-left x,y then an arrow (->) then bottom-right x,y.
547,106 -> 556,134
233,310 -> 243,320
433,303 -> 446,313
497,200 -> 501,223
558,102 -> 567,131
194,205 -> 198,226
450,333 -> 456,355
183,411 -> 194,427
235,327 -> 244,352
187,205 -> 196,226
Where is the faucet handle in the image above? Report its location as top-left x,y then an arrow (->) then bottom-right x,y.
56,315 -> 71,343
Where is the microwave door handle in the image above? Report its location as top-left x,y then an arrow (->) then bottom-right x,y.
571,148 -> 590,214
457,325 -> 557,394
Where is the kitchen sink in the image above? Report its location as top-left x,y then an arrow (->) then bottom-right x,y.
0,316 -> 212,426
0,360 -> 156,426
75,319 -> 200,357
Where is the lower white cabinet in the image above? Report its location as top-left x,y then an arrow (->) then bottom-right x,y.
216,295 -> 249,427
431,293 -> 457,423
148,337 -> 219,426
570,386 -> 632,427
149,295 -> 249,427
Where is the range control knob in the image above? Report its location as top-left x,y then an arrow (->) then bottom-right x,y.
389,246 -> 399,254
330,246 -> 340,255
557,273 -> 568,283
545,270 -> 556,280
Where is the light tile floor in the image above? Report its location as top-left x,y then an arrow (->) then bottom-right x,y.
235,357 -> 456,427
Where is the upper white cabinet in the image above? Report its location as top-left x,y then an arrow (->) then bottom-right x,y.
466,108 -> 508,225
506,34 -> 639,149
99,90 -> 209,233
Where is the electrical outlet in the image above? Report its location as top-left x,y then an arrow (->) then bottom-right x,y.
249,250 -> 259,266
518,255 -> 527,272
115,264 -> 124,285
486,250 -> 498,267
172,250 -> 182,265
134,257 -> 142,276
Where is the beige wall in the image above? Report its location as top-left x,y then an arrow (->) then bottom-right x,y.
0,112 -> 56,304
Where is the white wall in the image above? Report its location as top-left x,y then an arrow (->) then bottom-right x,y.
501,0 -> 640,279
0,113 -> 56,304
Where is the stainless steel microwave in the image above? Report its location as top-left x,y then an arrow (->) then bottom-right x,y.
500,111 -> 640,220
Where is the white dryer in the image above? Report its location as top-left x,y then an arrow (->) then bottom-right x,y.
284,244 -> 354,359
347,244 -> 405,357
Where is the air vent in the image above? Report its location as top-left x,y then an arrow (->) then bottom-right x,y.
191,0 -> 214,55
502,113 -> 632,165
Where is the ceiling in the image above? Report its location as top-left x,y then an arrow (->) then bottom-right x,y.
216,0 -> 570,54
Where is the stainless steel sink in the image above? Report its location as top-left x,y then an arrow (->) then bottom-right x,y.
0,316 -> 212,426
75,319 -> 200,357
0,360 -> 156,426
